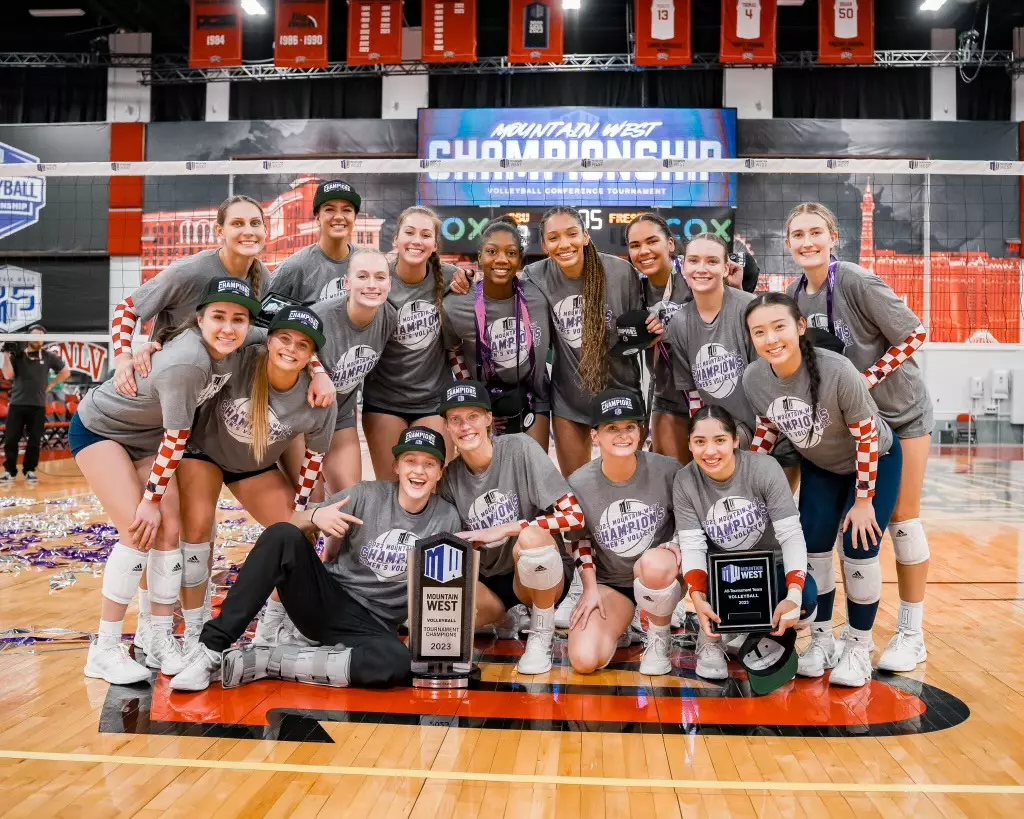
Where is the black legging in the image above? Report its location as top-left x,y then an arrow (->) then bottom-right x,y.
200,522 -> 411,688
3,404 -> 45,475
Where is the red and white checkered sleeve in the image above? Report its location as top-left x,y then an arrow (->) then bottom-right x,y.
847,417 -> 880,499
142,428 -> 190,503
686,390 -> 704,418
522,492 -> 586,534
864,324 -> 926,388
111,295 -> 138,358
750,415 -> 780,455
447,348 -> 472,381
571,538 -> 595,571
292,449 -> 325,511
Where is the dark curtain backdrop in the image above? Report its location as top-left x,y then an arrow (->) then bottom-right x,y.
229,76 -> 382,120
957,68 -> 1012,121
774,68 -> 931,119
151,82 -> 205,122
0,68 -> 106,124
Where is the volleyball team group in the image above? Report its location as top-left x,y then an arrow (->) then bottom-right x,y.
71,178 -> 933,695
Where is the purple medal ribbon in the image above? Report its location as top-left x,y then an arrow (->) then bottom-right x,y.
794,256 -> 839,336
473,278 -> 536,386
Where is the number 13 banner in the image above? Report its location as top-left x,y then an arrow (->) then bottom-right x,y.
819,0 -> 873,64
634,0 -> 692,67
190,0 -> 243,68
720,0 -> 776,65
275,0 -> 329,68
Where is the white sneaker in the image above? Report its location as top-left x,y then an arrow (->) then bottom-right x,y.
877,629 -> 927,672
517,610 -> 555,675
252,610 -> 287,646
146,629 -> 187,676
829,641 -> 873,687
168,644 -> 222,692
133,616 -> 152,656
695,631 -> 729,680
833,625 -> 875,659
85,641 -> 151,685
554,572 -> 582,629
493,609 -> 520,640
280,620 -> 319,647
797,631 -> 840,678
639,627 -> 673,676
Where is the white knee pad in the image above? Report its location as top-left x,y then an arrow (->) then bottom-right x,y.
515,546 -> 564,591
842,556 -> 882,605
148,548 -> 183,605
101,542 -> 147,606
181,541 -> 212,588
889,519 -> 929,566
807,553 -> 836,596
633,579 -> 682,618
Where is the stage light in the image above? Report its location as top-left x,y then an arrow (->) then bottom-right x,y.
241,0 -> 267,16
919,0 -> 947,11
563,0 -> 582,9
28,8 -> 86,16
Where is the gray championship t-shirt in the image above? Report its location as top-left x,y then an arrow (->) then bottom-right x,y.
643,269 -> 692,416
9,349 -> 65,407
361,261 -> 459,415
132,249 -> 241,341
438,434 -> 570,577
567,452 -> 681,588
189,344 -> 336,472
524,253 -> 643,424
324,480 -> 462,629
673,450 -> 796,555
664,287 -> 758,444
312,295 -> 398,428
787,261 -> 933,437
441,281 -> 552,412
742,348 -> 893,476
269,243 -> 359,306
77,329 -> 233,460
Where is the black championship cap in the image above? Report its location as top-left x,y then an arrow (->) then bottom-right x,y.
268,305 -> 327,350
804,327 -> 846,354
439,380 -> 492,415
313,180 -> 361,214
739,629 -> 798,696
610,310 -> 659,358
589,388 -> 646,428
197,277 -> 261,317
392,426 -> 447,464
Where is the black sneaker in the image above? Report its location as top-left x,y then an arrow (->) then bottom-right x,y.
0,473 -> 14,484
24,471 -> 38,483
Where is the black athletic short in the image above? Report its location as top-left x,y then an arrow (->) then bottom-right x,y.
362,403 -> 440,426
182,450 -> 280,485
606,583 -> 636,607
479,559 -> 574,612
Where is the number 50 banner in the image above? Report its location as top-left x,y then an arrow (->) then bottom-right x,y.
190,0 -> 243,68
819,0 -> 873,65
275,0 -> 330,68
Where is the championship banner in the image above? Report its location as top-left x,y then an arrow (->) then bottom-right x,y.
634,0 -> 691,67
818,0 -> 873,65
720,0 -> 776,65
189,0 -> 243,68
508,0 -> 564,65
346,0 -> 403,66
274,0 -> 329,68
422,0 -> 477,63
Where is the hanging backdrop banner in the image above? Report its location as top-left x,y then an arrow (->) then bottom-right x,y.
508,0 -> 565,65
634,0 -> 692,67
818,0 -> 873,65
422,0 -> 477,63
189,0 -> 243,68
418,107 -> 737,208
720,0 -> 777,65
274,0 -> 330,68
347,0 -> 404,66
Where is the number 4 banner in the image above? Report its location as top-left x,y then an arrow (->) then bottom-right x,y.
190,0 -> 243,68
819,0 -> 873,64
275,0 -> 329,68
720,0 -> 777,65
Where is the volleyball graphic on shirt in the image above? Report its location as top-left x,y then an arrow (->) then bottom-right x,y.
553,294 -> 584,348
693,342 -> 745,399
735,0 -> 762,40
395,299 -> 441,350
467,490 -> 522,550
807,313 -> 854,348
650,0 -> 675,41
360,528 -> 415,580
487,317 -> 542,370
595,499 -> 667,559
318,276 -> 348,301
704,496 -> 769,551
330,344 -> 381,394
767,396 -> 832,449
195,372 -> 232,406
220,397 -> 292,446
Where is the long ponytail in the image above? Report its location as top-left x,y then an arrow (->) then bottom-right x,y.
248,349 -> 272,463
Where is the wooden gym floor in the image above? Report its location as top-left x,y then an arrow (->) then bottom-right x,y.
1,445 -> 1023,817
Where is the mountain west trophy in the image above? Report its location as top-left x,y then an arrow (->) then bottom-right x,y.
708,550 -> 778,634
408,533 -> 479,688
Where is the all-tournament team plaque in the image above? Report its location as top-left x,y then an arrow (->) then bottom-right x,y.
408,532 -> 479,688
708,549 -> 778,634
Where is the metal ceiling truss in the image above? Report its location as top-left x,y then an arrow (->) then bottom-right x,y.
0,50 -> 1019,82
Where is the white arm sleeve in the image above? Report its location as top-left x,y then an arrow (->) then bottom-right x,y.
774,514 -> 807,582
679,528 -> 710,577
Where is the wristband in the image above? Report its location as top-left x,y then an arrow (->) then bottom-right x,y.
311,507 -> 319,528
781,585 -> 802,621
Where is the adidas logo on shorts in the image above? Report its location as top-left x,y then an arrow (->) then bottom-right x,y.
172,563 -> 182,572
852,571 -> 864,579
187,555 -> 200,563
896,528 -> 907,537
132,563 -> 143,572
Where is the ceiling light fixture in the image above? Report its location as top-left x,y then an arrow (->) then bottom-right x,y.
241,0 -> 267,15
919,0 -> 948,11
563,0 -> 582,9
28,8 -> 86,17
